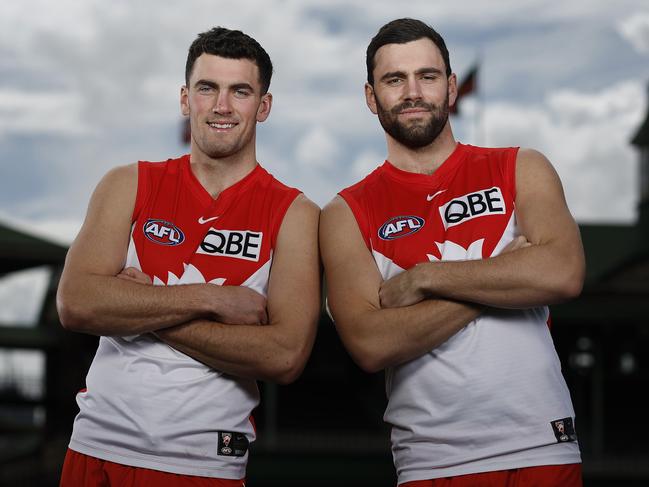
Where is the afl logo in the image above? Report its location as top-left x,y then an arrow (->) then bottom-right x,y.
378,215 -> 425,240
143,219 -> 185,246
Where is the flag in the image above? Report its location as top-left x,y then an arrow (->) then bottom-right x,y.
450,65 -> 478,115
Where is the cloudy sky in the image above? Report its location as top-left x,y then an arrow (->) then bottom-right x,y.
1,0 -> 649,246
0,0 -> 648,397
1,1 -> 649,329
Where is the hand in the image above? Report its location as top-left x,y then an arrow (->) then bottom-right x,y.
208,285 -> 268,326
379,236 -> 533,309
118,267 -> 267,325
117,267 -> 153,285
501,235 -> 532,254
379,267 -> 425,309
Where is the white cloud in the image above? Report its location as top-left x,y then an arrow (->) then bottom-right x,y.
486,79 -> 645,223
618,11 -> 649,55
0,89 -> 88,136
0,211 -> 79,246
352,149 -> 384,179
295,126 -> 342,169
0,267 -> 51,326
0,0 -> 646,240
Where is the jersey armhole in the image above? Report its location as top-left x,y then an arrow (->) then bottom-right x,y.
338,191 -> 371,250
270,188 -> 302,249
131,162 -> 149,223
505,147 -> 520,203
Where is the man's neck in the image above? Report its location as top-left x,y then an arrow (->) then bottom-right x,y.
189,148 -> 258,198
386,125 -> 457,175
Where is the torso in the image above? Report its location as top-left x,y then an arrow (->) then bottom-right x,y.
340,143 -> 580,483
69,155 -> 300,479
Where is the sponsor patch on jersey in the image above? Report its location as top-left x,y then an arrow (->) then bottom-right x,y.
378,215 -> 425,240
439,187 -> 506,229
550,417 -> 577,443
217,431 -> 249,457
143,219 -> 185,246
197,229 -> 263,261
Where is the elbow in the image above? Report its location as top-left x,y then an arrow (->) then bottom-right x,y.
271,356 -> 306,385
336,324 -> 389,373
353,350 -> 387,374
549,261 -> 585,303
561,273 -> 584,301
345,340 -> 389,374
56,289 -> 95,333
560,257 -> 585,301
267,347 -> 311,385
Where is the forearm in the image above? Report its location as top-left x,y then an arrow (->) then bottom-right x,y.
57,273 -> 212,336
414,242 -> 584,308
336,298 -> 481,373
156,319 -> 312,384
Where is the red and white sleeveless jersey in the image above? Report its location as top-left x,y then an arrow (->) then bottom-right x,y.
69,155 -> 300,479
340,143 -> 580,484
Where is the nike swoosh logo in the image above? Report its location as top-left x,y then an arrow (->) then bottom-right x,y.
427,190 -> 447,201
198,215 -> 220,224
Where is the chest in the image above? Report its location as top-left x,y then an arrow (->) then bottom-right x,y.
130,184 -> 276,287
365,163 -> 516,270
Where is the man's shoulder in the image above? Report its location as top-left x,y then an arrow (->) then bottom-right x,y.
137,154 -> 189,173
257,165 -> 301,195
461,143 -> 519,161
338,162 -> 386,198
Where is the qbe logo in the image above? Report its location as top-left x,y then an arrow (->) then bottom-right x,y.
378,215 -> 425,240
197,229 -> 263,261
143,219 -> 185,246
439,187 -> 506,229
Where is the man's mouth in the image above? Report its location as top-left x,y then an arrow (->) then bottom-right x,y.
208,122 -> 237,129
394,102 -> 434,115
399,108 -> 429,114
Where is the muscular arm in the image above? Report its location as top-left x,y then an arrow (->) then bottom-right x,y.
379,149 -> 585,309
320,196 -> 482,373
56,165 -> 266,336
154,195 -> 321,384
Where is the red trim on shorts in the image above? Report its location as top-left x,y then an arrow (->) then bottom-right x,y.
398,463 -> 582,487
60,449 -> 246,487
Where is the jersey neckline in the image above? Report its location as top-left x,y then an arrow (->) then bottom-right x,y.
382,142 -> 468,186
180,154 -> 266,208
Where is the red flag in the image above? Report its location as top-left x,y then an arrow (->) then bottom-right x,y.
450,65 -> 478,115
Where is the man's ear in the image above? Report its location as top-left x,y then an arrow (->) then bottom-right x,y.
365,83 -> 378,115
447,73 -> 458,110
180,86 -> 190,117
257,92 -> 272,122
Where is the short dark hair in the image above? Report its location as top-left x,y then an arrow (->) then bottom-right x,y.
185,27 -> 273,94
366,18 -> 452,86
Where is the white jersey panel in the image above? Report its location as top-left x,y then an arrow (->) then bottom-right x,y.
376,212 -> 579,483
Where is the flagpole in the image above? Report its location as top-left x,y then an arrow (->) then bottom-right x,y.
476,49 -> 484,147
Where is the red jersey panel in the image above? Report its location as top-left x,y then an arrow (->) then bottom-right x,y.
130,155 -> 298,290
341,143 -> 517,268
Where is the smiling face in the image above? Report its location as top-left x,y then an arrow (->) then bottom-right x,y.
366,38 -> 456,149
180,54 -> 271,163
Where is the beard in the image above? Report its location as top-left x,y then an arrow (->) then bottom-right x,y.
376,94 -> 449,149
